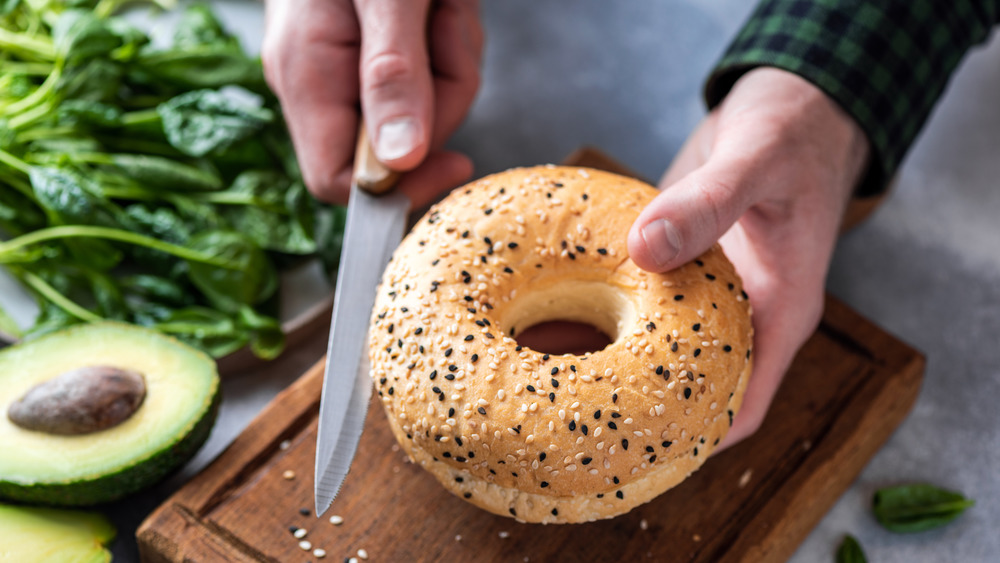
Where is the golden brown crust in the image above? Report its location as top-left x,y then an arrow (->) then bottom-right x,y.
369,166 -> 753,523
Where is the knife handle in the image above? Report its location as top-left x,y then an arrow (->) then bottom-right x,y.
353,119 -> 401,195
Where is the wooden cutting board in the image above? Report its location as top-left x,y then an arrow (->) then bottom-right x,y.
137,149 -> 921,563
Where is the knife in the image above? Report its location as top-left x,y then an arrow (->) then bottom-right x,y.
314,120 -> 410,516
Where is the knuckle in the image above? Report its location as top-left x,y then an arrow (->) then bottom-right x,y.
364,51 -> 419,91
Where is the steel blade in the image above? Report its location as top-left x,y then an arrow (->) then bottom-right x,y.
314,183 -> 409,516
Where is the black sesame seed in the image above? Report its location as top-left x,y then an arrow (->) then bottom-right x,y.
597,493 -> 604,498
551,378 -> 559,388
723,344 -> 732,352
570,365 -> 576,372
552,508 -> 559,516
449,407 -> 455,417
674,294 -> 684,301
567,252 -> 576,260
622,439 -> 629,450
432,386 -> 442,394
542,354 -> 550,361
438,393 -> 445,401
551,367 -> 559,375
706,273 -> 716,280
608,421 -> 618,430
594,410 -> 601,419
684,387 -> 692,399
671,342 -> 679,352
575,245 -> 585,253
429,370 -> 438,380
581,425 -> 588,435
455,456 -> 466,462
504,267 -> 514,274
486,333 -> 495,339
655,365 -> 664,375
463,296 -> 473,302
597,248 -> 608,255
471,354 -> 479,362
508,242 -> 518,249
612,393 -> 618,403
464,335 -> 474,341
508,507 -> 516,516
649,455 -> 657,463
478,407 -> 487,415
299,508 -> 310,516
694,348 -> 701,357
388,387 -> 394,395
448,364 -> 458,372
379,377 -> 387,385
445,374 -> 455,381
455,437 -> 463,447
549,392 -> 555,402
461,230 -> 469,238
443,452 -> 451,458
289,526 -> 299,534
616,491 -> 624,499
611,412 -> 621,418
645,446 -> 654,453
693,447 -> 699,457
581,457 -> 592,465
464,492 -> 472,499
582,194 -> 589,200
516,345 -> 523,351
569,421 -> 577,431
526,385 -> 536,392
484,208 -> 493,215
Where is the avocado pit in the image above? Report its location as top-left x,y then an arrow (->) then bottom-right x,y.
7,366 -> 146,435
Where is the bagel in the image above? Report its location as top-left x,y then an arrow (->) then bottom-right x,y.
369,165 -> 753,523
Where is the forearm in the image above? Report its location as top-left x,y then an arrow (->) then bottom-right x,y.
705,0 -> 1000,195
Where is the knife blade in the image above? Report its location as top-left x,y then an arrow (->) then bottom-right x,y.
314,122 -> 409,516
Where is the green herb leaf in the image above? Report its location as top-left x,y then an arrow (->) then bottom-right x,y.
835,535 -> 867,563
158,89 -> 273,157
873,483 -> 975,533
186,231 -> 277,313
52,10 -> 123,65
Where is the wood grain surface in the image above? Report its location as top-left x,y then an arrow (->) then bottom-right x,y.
137,149 -> 921,563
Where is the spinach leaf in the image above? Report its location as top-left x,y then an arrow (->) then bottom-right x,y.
58,100 -> 123,128
835,535 -> 866,563
135,44 -> 266,93
109,153 -> 223,192
186,231 -> 277,313
158,89 -> 273,157
153,306 -> 247,358
52,9 -> 122,65
120,274 -> 192,307
238,305 -> 284,360
873,483 -> 975,533
56,59 -> 123,102
173,2 -> 235,49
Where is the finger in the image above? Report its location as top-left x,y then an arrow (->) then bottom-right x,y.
627,159 -> 758,272
262,0 -> 360,203
427,0 -> 483,147
355,0 -> 434,170
398,150 -> 474,209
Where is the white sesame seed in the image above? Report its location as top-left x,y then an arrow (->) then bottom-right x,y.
329,515 -> 343,525
357,548 -> 369,560
640,519 -> 649,530
293,528 -> 307,539
279,440 -> 291,450
298,540 -> 312,551
313,548 -> 327,558
282,470 -> 295,480
499,531 -> 510,539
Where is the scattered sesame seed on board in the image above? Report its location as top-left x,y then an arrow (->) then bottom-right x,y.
312,548 -> 326,558
499,531 -> 510,539
298,540 -> 312,551
282,470 -> 295,480
640,519 -> 649,530
738,468 -> 753,488
293,528 -> 307,539
329,515 -> 343,525
357,548 -> 370,560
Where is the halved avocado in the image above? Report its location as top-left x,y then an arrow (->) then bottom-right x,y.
0,322 -> 220,506
0,503 -> 115,562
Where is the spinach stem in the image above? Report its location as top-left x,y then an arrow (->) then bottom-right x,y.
20,271 -> 103,323
120,109 -> 160,126
0,147 -> 32,175
0,66 -> 60,117
0,226 -> 237,269
0,28 -> 55,61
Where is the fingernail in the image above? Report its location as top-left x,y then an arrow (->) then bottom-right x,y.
376,117 -> 419,161
640,218 -> 682,268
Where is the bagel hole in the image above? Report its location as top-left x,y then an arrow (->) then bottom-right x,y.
514,321 -> 613,356
502,281 -> 634,356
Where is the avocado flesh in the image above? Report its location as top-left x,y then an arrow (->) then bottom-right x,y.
0,503 -> 115,563
0,322 -> 220,506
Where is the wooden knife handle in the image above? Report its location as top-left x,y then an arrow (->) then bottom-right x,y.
353,119 -> 401,195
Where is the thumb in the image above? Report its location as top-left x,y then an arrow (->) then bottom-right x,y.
355,0 -> 434,170
627,163 -> 755,272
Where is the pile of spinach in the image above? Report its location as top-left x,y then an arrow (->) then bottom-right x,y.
0,0 -> 345,360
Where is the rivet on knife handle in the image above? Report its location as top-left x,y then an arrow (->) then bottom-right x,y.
354,119 -> 400,194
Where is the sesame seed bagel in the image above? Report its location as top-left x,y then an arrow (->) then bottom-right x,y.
370,165 -> 753,523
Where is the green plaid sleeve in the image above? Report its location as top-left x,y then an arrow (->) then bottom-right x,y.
704,0 -> 1000,195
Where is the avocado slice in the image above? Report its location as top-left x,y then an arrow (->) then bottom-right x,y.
0,503 -> 115,562
0,322 -> 220,506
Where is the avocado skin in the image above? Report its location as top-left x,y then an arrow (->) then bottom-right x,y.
0,387 -> 220,506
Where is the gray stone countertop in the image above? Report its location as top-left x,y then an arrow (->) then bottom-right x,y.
108,1 -> 1000,561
